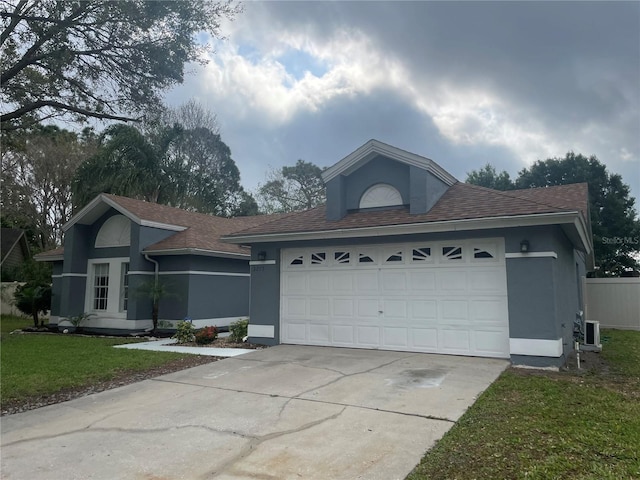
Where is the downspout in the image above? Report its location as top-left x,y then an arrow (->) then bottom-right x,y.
144,254 -> 159,287
145,254 -> 160,332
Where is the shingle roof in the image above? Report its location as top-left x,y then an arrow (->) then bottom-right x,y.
38,195 -> 292,259
224,182 -> 589,238
103,194 -> 291,256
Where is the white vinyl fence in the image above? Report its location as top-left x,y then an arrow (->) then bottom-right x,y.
585,278 -> 640,331
1,282 -> 25,316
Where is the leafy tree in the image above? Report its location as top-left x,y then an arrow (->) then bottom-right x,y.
72,123 -> 182,207
72,112 -> 256,217
1,125 -> 97,250
465,164 -> 515,190
12,258 -> 52,326
14,283 -> 51,327
467,154 -> 640,276
516,153 -> 640,276
258,160 -> 326,213
1,0 -> 240,131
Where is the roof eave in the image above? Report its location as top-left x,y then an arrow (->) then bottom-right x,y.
321,139 -> 457,185
62,194 -> 186,233
142,247 -> 249,259
223,211 -> 590,251
34,253 -> 64,262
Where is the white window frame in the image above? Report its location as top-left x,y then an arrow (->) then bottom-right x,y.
92,263 -> 110,310
119,262 -> 130,312
359,183 -> 403,209
85,257 -> 130,318
95,215 -> 131,248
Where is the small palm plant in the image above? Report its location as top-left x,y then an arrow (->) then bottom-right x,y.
134,279 -> 176,334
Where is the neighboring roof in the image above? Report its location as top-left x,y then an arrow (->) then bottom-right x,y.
223,182 -> 592,256
45,194 -> 292,259
322,139 -> 458,186
34,246 -> 64,262
1,228 -> 29,265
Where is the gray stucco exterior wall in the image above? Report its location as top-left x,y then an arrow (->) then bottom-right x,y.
56,208 -> 253,332
409,166 -> 449,214
248,245 -> 281,345
343,156 -> 411,209
49,261 -> 63,322
325,155 -> 452,220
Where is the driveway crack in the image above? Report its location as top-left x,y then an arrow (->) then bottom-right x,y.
205,407 -> 347,479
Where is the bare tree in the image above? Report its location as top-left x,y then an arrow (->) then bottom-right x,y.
1,126 -> 97,249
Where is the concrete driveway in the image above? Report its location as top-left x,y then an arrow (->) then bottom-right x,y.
1,346 -> 508,480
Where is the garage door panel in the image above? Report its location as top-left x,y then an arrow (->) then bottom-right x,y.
411,328 -> 439,349
332,324 -> 355,344
284,322 -> 307,342
358,298 -> 380,317
439,300 -> 469,323
309,298 -> 330,316
284,297 -> 306,316
409,271 -> 437,292
281,239 -> 509,358
439,270 -> 468,292
439,328 -> 471,352
308,273 -> 330,292
333,298 -> 354,316
283,273 -> 307,294
381,271 -> 407,291
410,300 -> 438,320
356,271 -> 379,292
383,327 -> 408,348
332,272 -> 355,293
309,323 -> 330,343
356,326 -> 380,346
470,299 -> 508,325
382,299 -> 408,319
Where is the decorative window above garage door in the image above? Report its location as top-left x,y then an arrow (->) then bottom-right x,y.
359,183 -> 403,209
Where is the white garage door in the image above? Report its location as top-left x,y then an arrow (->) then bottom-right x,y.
280,239 -> 510,358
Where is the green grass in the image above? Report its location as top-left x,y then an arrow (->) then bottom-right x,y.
0,316 -> 202,406
1,314 -> 39,333
407,329 -> 640,480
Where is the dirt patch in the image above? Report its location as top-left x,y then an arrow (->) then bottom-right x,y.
563,348 -> 610,374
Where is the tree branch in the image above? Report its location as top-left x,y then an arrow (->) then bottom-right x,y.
0,0 -> 29,46
1,100 -> 140,129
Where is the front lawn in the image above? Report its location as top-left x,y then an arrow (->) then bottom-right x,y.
1,315 -> 215,414
407,329 -> 640,480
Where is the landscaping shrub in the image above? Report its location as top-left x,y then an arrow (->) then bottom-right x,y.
195,326 -> 218,344
173,319 -> 195,343
229,318 -> 249,342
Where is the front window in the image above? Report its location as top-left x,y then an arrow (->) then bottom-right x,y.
120,263 -> 129,312
93,263 -> 109,310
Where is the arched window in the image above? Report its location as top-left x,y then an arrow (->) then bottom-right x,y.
359,183 -> 403,209
95,215 -> 131,248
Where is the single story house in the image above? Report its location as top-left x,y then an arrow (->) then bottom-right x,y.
35,194 -> 285,333
222,140 -> 594,368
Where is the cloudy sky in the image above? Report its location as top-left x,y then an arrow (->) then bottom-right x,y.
166,1 -> 640,204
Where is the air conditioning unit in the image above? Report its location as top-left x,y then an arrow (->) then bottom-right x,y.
583,320 -> 602,350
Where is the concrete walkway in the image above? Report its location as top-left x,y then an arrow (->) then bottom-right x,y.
113,337 -> 255,357
1,346 -> 508,480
